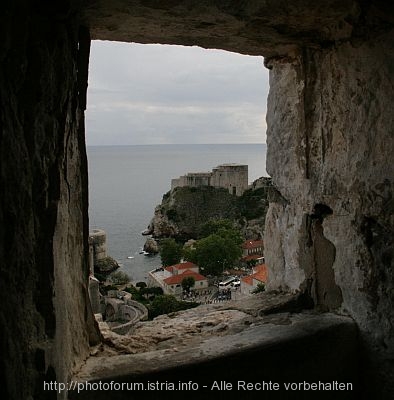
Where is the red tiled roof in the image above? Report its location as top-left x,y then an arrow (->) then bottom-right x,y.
241,264 -> 268,286
163,270 -> 206,285
171,261 -> 198,270
252,264 -> 268,283
242,240 -> 264,250
165,266 -> 175,273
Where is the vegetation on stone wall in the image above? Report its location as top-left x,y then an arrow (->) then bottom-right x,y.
148,295 -> 199,319
124,285 -> 162,303
148,178 -> 272,241
198,218 -> 236,238
123,285 -> 197,319
236,182 -> 272,221
99,284 -> 119,295
156,186 -> 238,240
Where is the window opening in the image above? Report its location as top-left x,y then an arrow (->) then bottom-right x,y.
86,40 -> 270,350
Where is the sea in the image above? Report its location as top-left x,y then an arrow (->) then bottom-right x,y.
87,144 -> 268,283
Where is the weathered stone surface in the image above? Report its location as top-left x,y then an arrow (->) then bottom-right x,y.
99,306 -> 252,354
72,312 -> 359,400
90,291 -> 310,355
0,3 -> 99,399
83,0 -> 363,57
265,32 -> 394,394
2,1 -> 394,398
143,237 -> 159,254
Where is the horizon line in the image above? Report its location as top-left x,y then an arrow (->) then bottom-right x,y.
86,142 -> 267,147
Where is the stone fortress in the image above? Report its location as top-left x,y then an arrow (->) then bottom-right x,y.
171,163 -> 248,196
88,228 -> 107,273
87,229 -> 148,334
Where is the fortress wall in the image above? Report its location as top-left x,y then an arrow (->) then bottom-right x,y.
211,165 -> 249,196
172,165 -> 248,195
89,229 -> 107,263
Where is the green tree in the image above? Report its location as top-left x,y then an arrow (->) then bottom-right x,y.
148,295 -> 199,319
216,225 -> 243,248
149,295 -> 179,318
108,270 -> 130,285
140,286 -> 164,300
199,218 -> 236,238
181,276 -> 195,292
147,287 -> 164,296
192,223 -> 243,275
246,258 -> 258,268
159,238 -> 183,266
193,228 -> 243,275
182,245 -> 197,263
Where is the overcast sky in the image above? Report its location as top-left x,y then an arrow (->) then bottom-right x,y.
86,41 -> 269,146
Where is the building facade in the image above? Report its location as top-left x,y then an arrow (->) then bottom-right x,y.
148,262 -> 208,296
241,264 -> 268,295
171,164 -> 248,196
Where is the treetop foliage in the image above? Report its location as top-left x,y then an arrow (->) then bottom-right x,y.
159,238 -> 183,266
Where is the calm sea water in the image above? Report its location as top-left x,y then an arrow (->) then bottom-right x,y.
87,144 -> 267,282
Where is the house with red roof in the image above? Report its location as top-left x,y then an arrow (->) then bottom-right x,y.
241,240 -> 265,266
164,261 -> 199,275
148,261 -> 208,296
242,240 -> 264,256
240,264 -> 268,295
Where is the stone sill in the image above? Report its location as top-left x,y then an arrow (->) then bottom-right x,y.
71,312 -> 360,399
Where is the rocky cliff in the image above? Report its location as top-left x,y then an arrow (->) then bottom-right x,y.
145,177 -> 272,241
264,30 -> 394,394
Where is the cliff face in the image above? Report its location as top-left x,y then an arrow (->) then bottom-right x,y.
0,4 -> 98,399
146,177 -> 272,241
147,186 -> 237,240
264,32 -> 394,390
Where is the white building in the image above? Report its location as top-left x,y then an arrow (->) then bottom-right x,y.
148,261 -> 208,296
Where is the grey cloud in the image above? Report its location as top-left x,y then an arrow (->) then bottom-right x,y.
86,41 -> 269,145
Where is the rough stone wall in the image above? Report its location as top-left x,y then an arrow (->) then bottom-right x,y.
211,164 -> 248,196
89,229 -> 108,263
171,173 -> 212,191
1,0 -> 393,398
265,31 -> 394,395
172,164 -> 248,196
83,0 -> 361,58
0,2 -> 99,399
